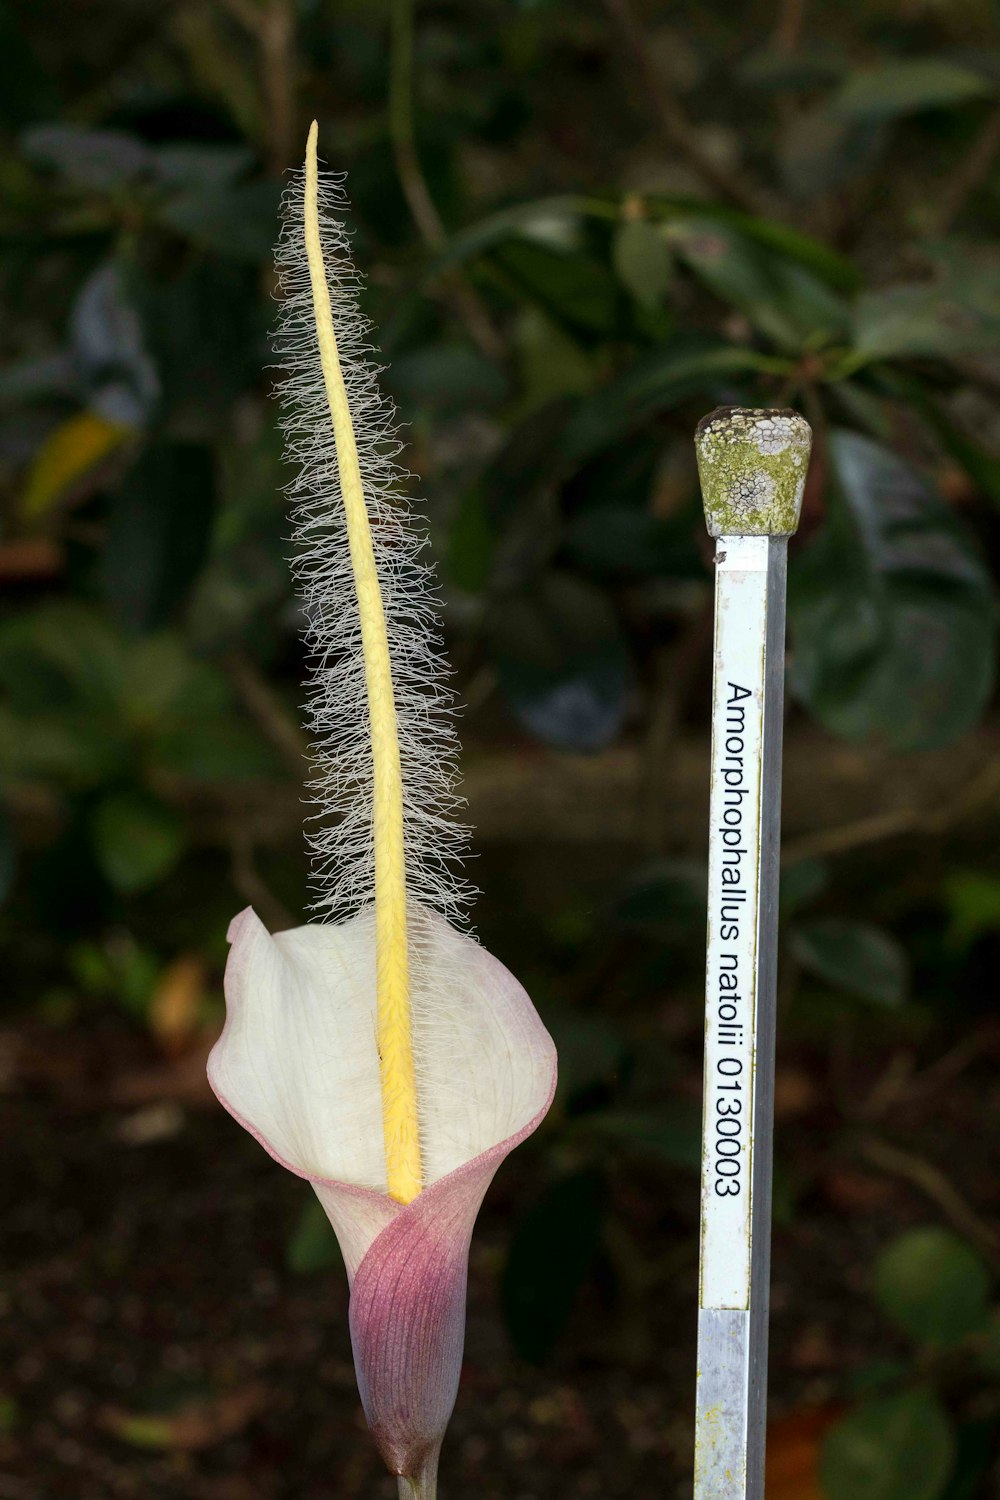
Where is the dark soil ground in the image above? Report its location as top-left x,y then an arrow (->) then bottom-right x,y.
3,992 -> 999,1500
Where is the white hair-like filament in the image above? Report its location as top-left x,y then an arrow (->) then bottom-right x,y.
273,164 -> 471,927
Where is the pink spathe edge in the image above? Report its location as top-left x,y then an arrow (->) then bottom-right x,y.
208,906 -> 558,1482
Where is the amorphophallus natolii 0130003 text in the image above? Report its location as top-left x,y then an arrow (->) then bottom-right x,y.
206,124 -> 557,1499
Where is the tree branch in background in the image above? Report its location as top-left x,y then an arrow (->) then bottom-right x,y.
216,0 -> 296,175
932,101 -> 1000,237
224,650 -> 308,779
771,0 -> 805,56
389,0 -> 505,360
599,0 -> 765,216
229,824 -> 296,932
859,1137 -> 1000,1270
781,759 -> 1000,866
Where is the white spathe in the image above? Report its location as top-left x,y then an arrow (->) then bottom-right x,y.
209,904 -> 557,1275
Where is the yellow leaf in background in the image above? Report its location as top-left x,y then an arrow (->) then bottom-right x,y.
149,953 -> 207,1056
20,410 -> 127,522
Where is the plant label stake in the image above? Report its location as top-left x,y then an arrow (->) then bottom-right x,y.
693,407 -> 812,1500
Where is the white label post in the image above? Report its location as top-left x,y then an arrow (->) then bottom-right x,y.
693,408 -> 811,1500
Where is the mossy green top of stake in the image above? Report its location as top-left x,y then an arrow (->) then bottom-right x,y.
695,406 -> 812,538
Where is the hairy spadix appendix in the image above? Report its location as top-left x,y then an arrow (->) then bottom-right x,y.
207,124 -> 557,1499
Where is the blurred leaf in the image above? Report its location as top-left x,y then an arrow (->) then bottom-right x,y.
491,237 -> 619,336
434,196 -> 589,269
20,411 -> 128,522
615,859 -> 706,942
286,1195 -> 343,1275
851,284 -> 1000,364
612,219 -> 673,310
0,351 -> 76,405
22,123 -> 152,188
739,43 -> 847,93
128,261 -> 262,427
92,791 -> 184,894
447,489 -> 495,592
491,573 -> 632,751
547,1012 -> 629,1107
102,443 -> 218,632
150,716 -> 277,783
822,1391 -> 954,1500
502,1170 -> 607,1363
664,217 -> 849,352
103,1385 -> 269,1452
873,1228 -> 992,1347
0,3 -> 55,126
386,342 -> 507,414
69,931 -> 160,1018
790,431 -> 997,750
0,601 -> 124,708
514,307 -> 596,409
565,506 -> 696,577
70,262 -> 160,427
158,180 -> 281,262
779,104 -> 886,198
780,859 -> 830,918
789,919 -> 908,1007
152,144 -> 254,190
685,204 -> 862,291
560,338 -> 785,465
939,1422 -> 999,1500
831,61 -> 993,122
941,870 -> 1000,951
581,1105 -> 701,1171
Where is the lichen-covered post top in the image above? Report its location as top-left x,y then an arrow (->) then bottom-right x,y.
695,406 -> 812,538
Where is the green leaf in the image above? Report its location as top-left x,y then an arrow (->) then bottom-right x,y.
92,791 -> 184,894
22,123 -> 152,189
789,918 -> 908,1007
490,573 -> 633,752
158,180 -> 282,263
433,196 -> 592,270
512,308 -> 596,414
790,431 -> 997,750
663,217 -> 849,352
941,870 -> 1000,951
560,338 -> 786,464
447,489 -> 495,592
612,219 -> 673,309
851,284 -> 1000,363
580,1105 -> 702,1171
545,1011 -> 629,1107
831,61 -> 993,121
102,444 -> 218,633
779,858 -> 830,917
0,3 -> 55,127
873,1228 -> 992,1347
286,1195 -> 343,1275
502,1171 -> 607,1363
779,103 -> 886,198
940,1422 -> 999,1500
565,506 -> 695,577
821,1391 -> 955,1500
490,238 -> 620,336
386,342 -> 507,414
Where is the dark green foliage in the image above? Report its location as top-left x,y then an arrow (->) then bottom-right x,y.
2,9 -> 1000,1492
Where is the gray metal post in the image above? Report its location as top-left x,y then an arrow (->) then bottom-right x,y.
692,407 -> 812,1500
